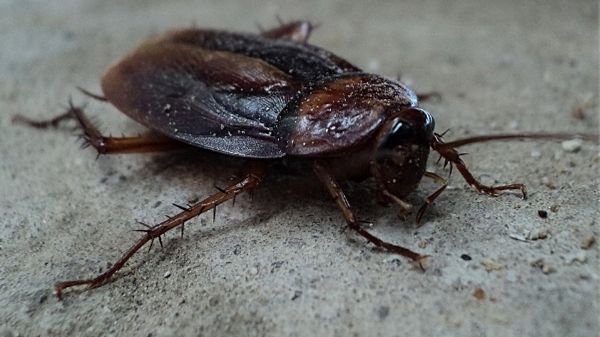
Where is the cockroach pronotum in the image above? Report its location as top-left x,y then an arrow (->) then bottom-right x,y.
13,21 -> 597,299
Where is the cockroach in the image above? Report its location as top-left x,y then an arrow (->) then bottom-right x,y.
14,21 -> 596,299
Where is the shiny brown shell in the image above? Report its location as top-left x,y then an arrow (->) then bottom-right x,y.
101,28 -> 417,158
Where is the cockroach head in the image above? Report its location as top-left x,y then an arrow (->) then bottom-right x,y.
371,107 -> 435,197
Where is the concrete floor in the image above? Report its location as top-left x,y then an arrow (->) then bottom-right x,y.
1,0 -> 598,336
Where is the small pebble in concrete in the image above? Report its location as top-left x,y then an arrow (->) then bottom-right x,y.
163,271 -> 171,278
527,228 -> 550,240
542,264 -> 556,274
481,258 -> 504,272
561,139 -> 582,152
473,288 -> 486,301
530,258 -> 556,274
581,235 -> 596,249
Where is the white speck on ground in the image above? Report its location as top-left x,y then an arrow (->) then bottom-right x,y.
527,228 -> 550,240
562,139 -> 583,152
481,258 -> 505,272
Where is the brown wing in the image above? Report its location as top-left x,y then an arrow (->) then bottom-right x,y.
155,29 -> 360,82
101,40 -> 301,158
101,28 -> 366,158
277,74 -> 418,156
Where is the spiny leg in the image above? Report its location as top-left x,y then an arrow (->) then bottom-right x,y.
13,103 -> 185,154
68,105 -> 184,154
261,20 -> 316,43
381,189 -> 413,217
431,134 -> 527,198
416,171 -> 448,224
431,131 -> 598,195
77,86 -> 108,102
12,110 -> 74,129
313,162 -> 427,268
54,162 -> 266,299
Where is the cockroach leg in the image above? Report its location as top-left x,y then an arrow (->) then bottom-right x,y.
313,162 -> 427,269
441,132 -> 598,148
12,110 -> 74,129
380,189 -> 413,219
68,104 -> 185,154
54,162 -> 266,299
416,172 -> 448,224
431,134 -> 527,198
369,163 -> 413,217
261,20 -> 316,43
15,104 -> 185,154
77,86 -> 108,102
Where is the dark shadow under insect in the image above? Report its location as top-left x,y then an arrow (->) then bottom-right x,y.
13,20 -> 596,299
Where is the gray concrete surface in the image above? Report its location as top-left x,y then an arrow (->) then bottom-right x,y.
1,0 -> 598,336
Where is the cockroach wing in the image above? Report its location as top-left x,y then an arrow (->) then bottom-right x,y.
101,41 -> 301,158
155,29 -> 361,82
277,74 -> 418,156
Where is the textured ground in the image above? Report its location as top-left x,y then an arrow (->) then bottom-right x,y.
1,0 -> 598,336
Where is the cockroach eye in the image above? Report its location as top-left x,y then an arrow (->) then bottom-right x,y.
377,108 -> 435,152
